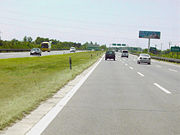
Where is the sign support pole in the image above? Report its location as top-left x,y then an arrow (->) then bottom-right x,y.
148,38 -> 150,53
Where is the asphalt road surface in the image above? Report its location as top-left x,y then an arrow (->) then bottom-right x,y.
40,53 -> 180,135
0,50 -> 82,59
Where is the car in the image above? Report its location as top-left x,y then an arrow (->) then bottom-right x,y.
121,50 -> 128,58
30,48 -> 42,56
137,53 -> 151,64
105,51 -> 115,60
70,47 -> 76,52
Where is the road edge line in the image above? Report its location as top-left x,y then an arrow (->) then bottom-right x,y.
26,55 -> 104,135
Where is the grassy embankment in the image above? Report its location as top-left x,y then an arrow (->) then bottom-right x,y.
0,51 -> 103,130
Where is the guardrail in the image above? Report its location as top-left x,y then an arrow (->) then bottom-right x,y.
0,49 -> 87,53
151,56 -> 180,63
130,53 -> 180,63
0,49 -> 31,52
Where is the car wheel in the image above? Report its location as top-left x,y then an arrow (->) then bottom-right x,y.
137,61 -> 140,64
148,62 -> 151,65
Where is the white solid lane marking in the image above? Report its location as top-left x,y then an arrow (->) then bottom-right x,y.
26,55 -> 104,135
125,63 -> 128,66
129,66 -> 133,70
168,68 -> 178,72
154,83 -> 171,94
137,72 -> 144,77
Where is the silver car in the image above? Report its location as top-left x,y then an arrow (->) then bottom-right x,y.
30,48 -> 42,56
137,54 -> 151,64
70,47 -> 76,52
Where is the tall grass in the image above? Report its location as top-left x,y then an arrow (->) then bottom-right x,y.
0,51 -> 103,130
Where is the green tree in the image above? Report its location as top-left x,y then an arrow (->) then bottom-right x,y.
23,36 -> 27,42
27,37 -> 33,43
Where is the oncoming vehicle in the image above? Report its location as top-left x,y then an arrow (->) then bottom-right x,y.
137,53 -> 151,65
70,47 -> 76,52
41,42 -> 51,52
121,50 -> 128,58
105,51 -> 115,61
30,48 -> 42,56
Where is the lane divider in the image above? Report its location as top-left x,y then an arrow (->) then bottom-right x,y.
125,63 -> 128,66
153,83 -> 172,94
129,66 -> 133,70
137,72 -> 144,77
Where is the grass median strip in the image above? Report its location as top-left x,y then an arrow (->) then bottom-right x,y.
0,51 -> 103,130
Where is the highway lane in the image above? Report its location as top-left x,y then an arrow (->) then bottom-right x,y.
122,54 -> 180,94
0,50 -> 82,59
38,52 -> 180,135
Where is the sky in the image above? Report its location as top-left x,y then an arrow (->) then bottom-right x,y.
0,0 -> 180,49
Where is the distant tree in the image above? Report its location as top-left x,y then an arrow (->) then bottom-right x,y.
27,37 -> 33,43
35,37 -> 49,44
90,41 -> 93,45
142,49 -> 148,53
23,36 -> 27,42
100,45 -> 107,50
11,38 -> 18,42
0,40 -> 3,46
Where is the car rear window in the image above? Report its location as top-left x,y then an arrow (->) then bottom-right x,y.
106,51 -> 114,54
123,51 -> 128,53
140,54 -> 149,57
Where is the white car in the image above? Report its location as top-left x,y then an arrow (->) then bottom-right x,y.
70,47 -> 76,52
137,54 -> 151,65
121,50 -> 128,58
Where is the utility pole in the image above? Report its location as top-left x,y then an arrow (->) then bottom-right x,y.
161,43 -> 163,56
148,38 -> 150,53
169,42 -> 171,49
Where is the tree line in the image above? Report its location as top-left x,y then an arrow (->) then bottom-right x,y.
0,36 -> 107,50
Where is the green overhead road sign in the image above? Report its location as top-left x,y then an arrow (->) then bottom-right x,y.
112,44 -> 116,46
117,44 -> 121,46
171,46 -> 180,52
122,44 -> 126,46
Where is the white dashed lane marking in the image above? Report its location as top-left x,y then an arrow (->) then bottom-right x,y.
154,83 -> 172,94
168,68 -> 178,72
137,72 -> 144,77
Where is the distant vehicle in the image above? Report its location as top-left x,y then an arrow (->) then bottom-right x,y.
121,50 -> 128,58
30,48 -> 42,56
41,42 -> 51,52
105,51 -> 115,61
137,53 -> 151,64
91,49 -> 95,51
70,47 -> 76,52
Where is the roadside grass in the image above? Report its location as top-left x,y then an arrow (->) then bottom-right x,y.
0,51 -> 103,130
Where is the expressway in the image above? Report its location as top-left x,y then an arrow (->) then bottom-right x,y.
31,53 -> 180,135
0,50 -> 82,59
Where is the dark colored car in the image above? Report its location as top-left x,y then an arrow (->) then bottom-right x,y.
30,48 -> 42,56
105,51 -> 115,60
